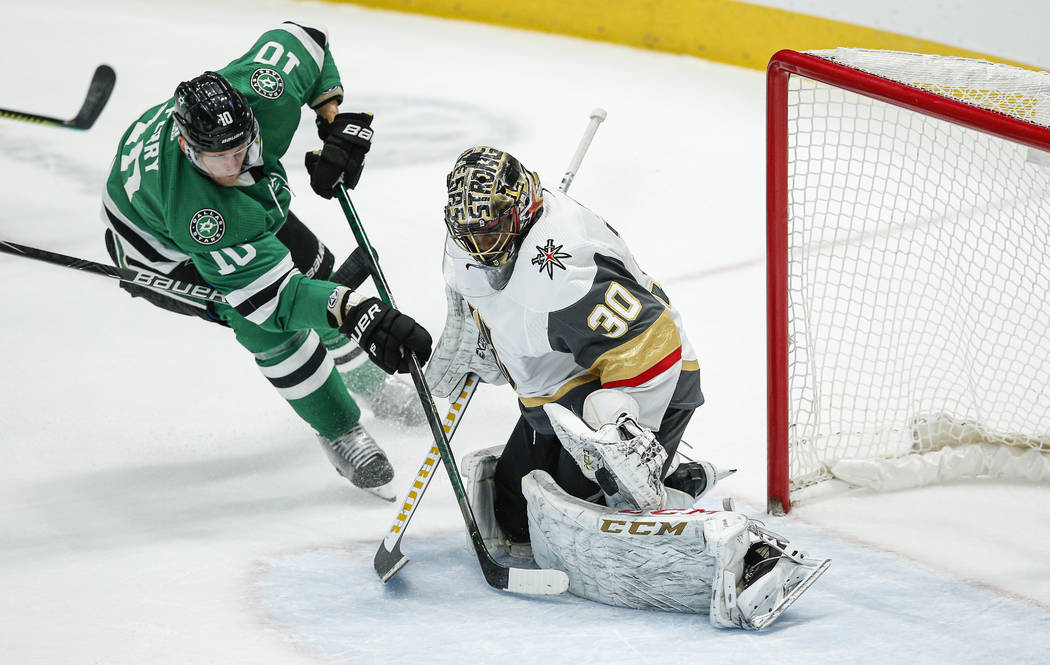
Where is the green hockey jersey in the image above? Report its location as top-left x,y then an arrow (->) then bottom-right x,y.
102,22 -> 345,331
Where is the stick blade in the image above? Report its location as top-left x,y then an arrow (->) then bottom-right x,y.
505,567 -> 570,596
71,64 -> 116,129
478,550 -> 569,596
374,541 -> 409,583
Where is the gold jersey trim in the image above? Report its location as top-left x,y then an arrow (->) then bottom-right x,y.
588,309 -> 682,385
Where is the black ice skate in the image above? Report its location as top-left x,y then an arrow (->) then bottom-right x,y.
664,460 -> 737,500
317,424 -> 395,501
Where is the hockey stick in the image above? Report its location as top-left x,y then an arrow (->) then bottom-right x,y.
0,239 -> 369,305
0,65 -> 116,130
560,108 -> 607,192
0,239 -> 226,302
335,185 -> 569,595
372,107 -> 609,583
373,373 -> 477,581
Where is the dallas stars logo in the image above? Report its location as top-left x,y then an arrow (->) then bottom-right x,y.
531,239 -> 571,279
189,209 -> 226,245
250,68 -> 284,99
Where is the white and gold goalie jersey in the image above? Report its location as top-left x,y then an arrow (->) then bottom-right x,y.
443,188 -> 703,435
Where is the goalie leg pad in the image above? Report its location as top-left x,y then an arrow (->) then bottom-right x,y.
523,469 -> 829,629
462,445 -> 510,557
462,445 -> 534,560
524,469 -> 747,614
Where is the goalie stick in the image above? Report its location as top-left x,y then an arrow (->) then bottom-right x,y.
335,185 -> 569,596
372,108 -> 609,584
372,374 -> 477,582
0,65 -> 116,130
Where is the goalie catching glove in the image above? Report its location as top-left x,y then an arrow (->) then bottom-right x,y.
545,391 -> 669,511
305,112 -> 373,198
327,286 -> 432,374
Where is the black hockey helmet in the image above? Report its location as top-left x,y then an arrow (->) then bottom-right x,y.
173,71 -> 257,153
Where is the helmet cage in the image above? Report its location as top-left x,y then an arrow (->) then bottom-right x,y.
444,146 -> 542,269
447,200 -> 522,268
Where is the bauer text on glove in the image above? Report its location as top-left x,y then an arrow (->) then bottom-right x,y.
305,111 -> 373,198
327,287 -> 432,374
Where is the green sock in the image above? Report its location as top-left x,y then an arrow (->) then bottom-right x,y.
319,329 -> 387,397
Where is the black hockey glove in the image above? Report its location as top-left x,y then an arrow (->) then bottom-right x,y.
305,112 -> 374,198
336,294 -> 433,374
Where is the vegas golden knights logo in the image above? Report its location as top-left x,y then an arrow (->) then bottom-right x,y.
531,238 -> 571,279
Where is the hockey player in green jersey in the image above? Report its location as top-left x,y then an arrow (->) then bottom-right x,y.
100,22 -> 432,499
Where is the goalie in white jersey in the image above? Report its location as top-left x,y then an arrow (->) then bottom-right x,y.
426,146 -> 830,629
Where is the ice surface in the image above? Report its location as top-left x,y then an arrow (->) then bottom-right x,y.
261,527 -> 1050,664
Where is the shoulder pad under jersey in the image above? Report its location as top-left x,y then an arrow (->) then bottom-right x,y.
166,171 -> 272,253
502,189 -> 626,313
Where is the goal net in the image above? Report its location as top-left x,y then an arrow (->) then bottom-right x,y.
766,48 -> 1050,513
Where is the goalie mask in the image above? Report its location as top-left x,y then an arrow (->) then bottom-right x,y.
444,146 -> 543,287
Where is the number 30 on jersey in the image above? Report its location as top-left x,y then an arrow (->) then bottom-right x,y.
587,282 -> 641,338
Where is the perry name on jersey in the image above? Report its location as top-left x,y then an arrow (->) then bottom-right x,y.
102,22 -> 344,331
444,188 -> 703,433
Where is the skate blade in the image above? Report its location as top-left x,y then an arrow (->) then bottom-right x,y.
360,482 -> 396,502
749,557 -> 831,630
714,468 -> 738,483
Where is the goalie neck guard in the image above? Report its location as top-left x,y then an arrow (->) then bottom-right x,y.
443,146 -> 543,289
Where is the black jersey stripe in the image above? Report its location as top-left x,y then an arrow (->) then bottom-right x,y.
649,280 -> 670,306
282,21 -> 327,49
669,368 -> 705,410
233,268 -> 294,318
104,204 -> 175,266
266,339 -> 328,389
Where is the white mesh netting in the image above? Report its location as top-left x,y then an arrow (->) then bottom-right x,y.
786,49 -> 1050,491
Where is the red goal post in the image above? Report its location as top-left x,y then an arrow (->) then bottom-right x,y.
766,49 -> 1050,514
